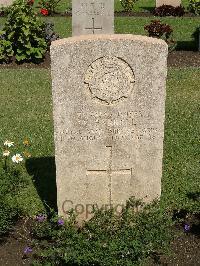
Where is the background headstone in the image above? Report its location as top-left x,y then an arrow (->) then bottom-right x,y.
0,0 -> 13,6
156,0 -> 181,7
51,35 -> 168,222
72,0 -> 114,36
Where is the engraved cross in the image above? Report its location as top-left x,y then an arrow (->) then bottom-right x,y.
86,146 -> 132,205
85,18 -> 102,34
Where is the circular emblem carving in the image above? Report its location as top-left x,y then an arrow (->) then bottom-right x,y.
85,56 -> 135,105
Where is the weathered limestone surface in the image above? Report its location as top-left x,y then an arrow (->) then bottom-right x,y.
51,35 -> 168,221
0,0 -> 13,6
156,0 -> 181,7
72,0 -> 114,36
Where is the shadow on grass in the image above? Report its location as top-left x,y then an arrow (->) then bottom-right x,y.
187,192 -> 200,202
176,40 -> 198,51
26,157 -> 57,212
141,6 -> 154,13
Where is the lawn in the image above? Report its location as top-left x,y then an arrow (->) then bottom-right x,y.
0,67 -> 199,215
0,0 -> 199,50
43,0 -> 191,13
0,15 -> 199,39
0,16 -> 196,49
47,16 -> 199,50
0,0 -> 199,263
34,16 -> 200,51
114,0 -> 190,12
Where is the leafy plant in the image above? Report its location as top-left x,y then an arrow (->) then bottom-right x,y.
144,20 -> 176,51
188,0 -> 200,15
44,22 -> 59,46
0,0 -> 47,63
0,5 -> 12,16
32,199 -> 173,266
144,20 -> 173,38
38,0 -> 62,15
0,33 -> 13,63
120,0 -> 138,12
153,4 -> 185,17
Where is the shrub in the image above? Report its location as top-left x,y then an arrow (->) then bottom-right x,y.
144,20 -> 176,51
38,0 -> 62,15
0,5 -> 12,16
32,199 -> 173,266
144,20 -> 173,38
0,0 -> 47,63
188,0 -> 200,15
153,4 -> 185,17
44,22 -> 59,46
120,0 -> 138,12
0,34 -> 13,63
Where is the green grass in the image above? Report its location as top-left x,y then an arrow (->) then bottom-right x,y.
40,0 -> 191,14
0,2 -> 199,50
162,68 -> 200,212
0,67 -> 199,215
0,15 -> 199,41
0,0 -> 199,218
0,69 -> 53,215
0,15 -> 198,50
115,17 -> 199,50
25,16 -> 199,50
114,0 -> 190,12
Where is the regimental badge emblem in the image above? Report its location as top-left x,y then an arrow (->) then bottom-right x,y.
85,56 -> 135,105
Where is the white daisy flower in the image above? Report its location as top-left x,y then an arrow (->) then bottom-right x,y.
3,150 -> 10,157
12,154 -> 23,163
4,140 -> 14,147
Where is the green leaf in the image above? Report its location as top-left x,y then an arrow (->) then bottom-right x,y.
23,29 -> 30,36
15,53 -> 26,61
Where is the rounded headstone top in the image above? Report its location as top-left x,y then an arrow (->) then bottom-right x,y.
50,34 -> 168,48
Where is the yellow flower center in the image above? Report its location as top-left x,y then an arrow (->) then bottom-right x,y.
23,140 -> 29,146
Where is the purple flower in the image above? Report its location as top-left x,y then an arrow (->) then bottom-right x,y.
58,218 -> 64,226
24,247 -> 33,254
184,224 -> 190,232
36,214 -> 46,222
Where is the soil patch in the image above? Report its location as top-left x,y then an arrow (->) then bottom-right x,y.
0,52 -> 51,70
0,215 -> 199,266
0,219 -> 33,266
0,11 -> 198,18
168,51 -> 200,68
114,11 -> 198,17
150,213 -> 200,265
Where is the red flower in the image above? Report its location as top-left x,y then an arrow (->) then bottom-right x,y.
40,8 -> 48,16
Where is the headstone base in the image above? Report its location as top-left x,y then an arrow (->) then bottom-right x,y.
156,0 -> 181,7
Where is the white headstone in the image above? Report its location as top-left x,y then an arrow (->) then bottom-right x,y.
156,0 -> 181,7
50,35 -> 168,222
72,0 -> 114,36
0,0 -> 13,6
